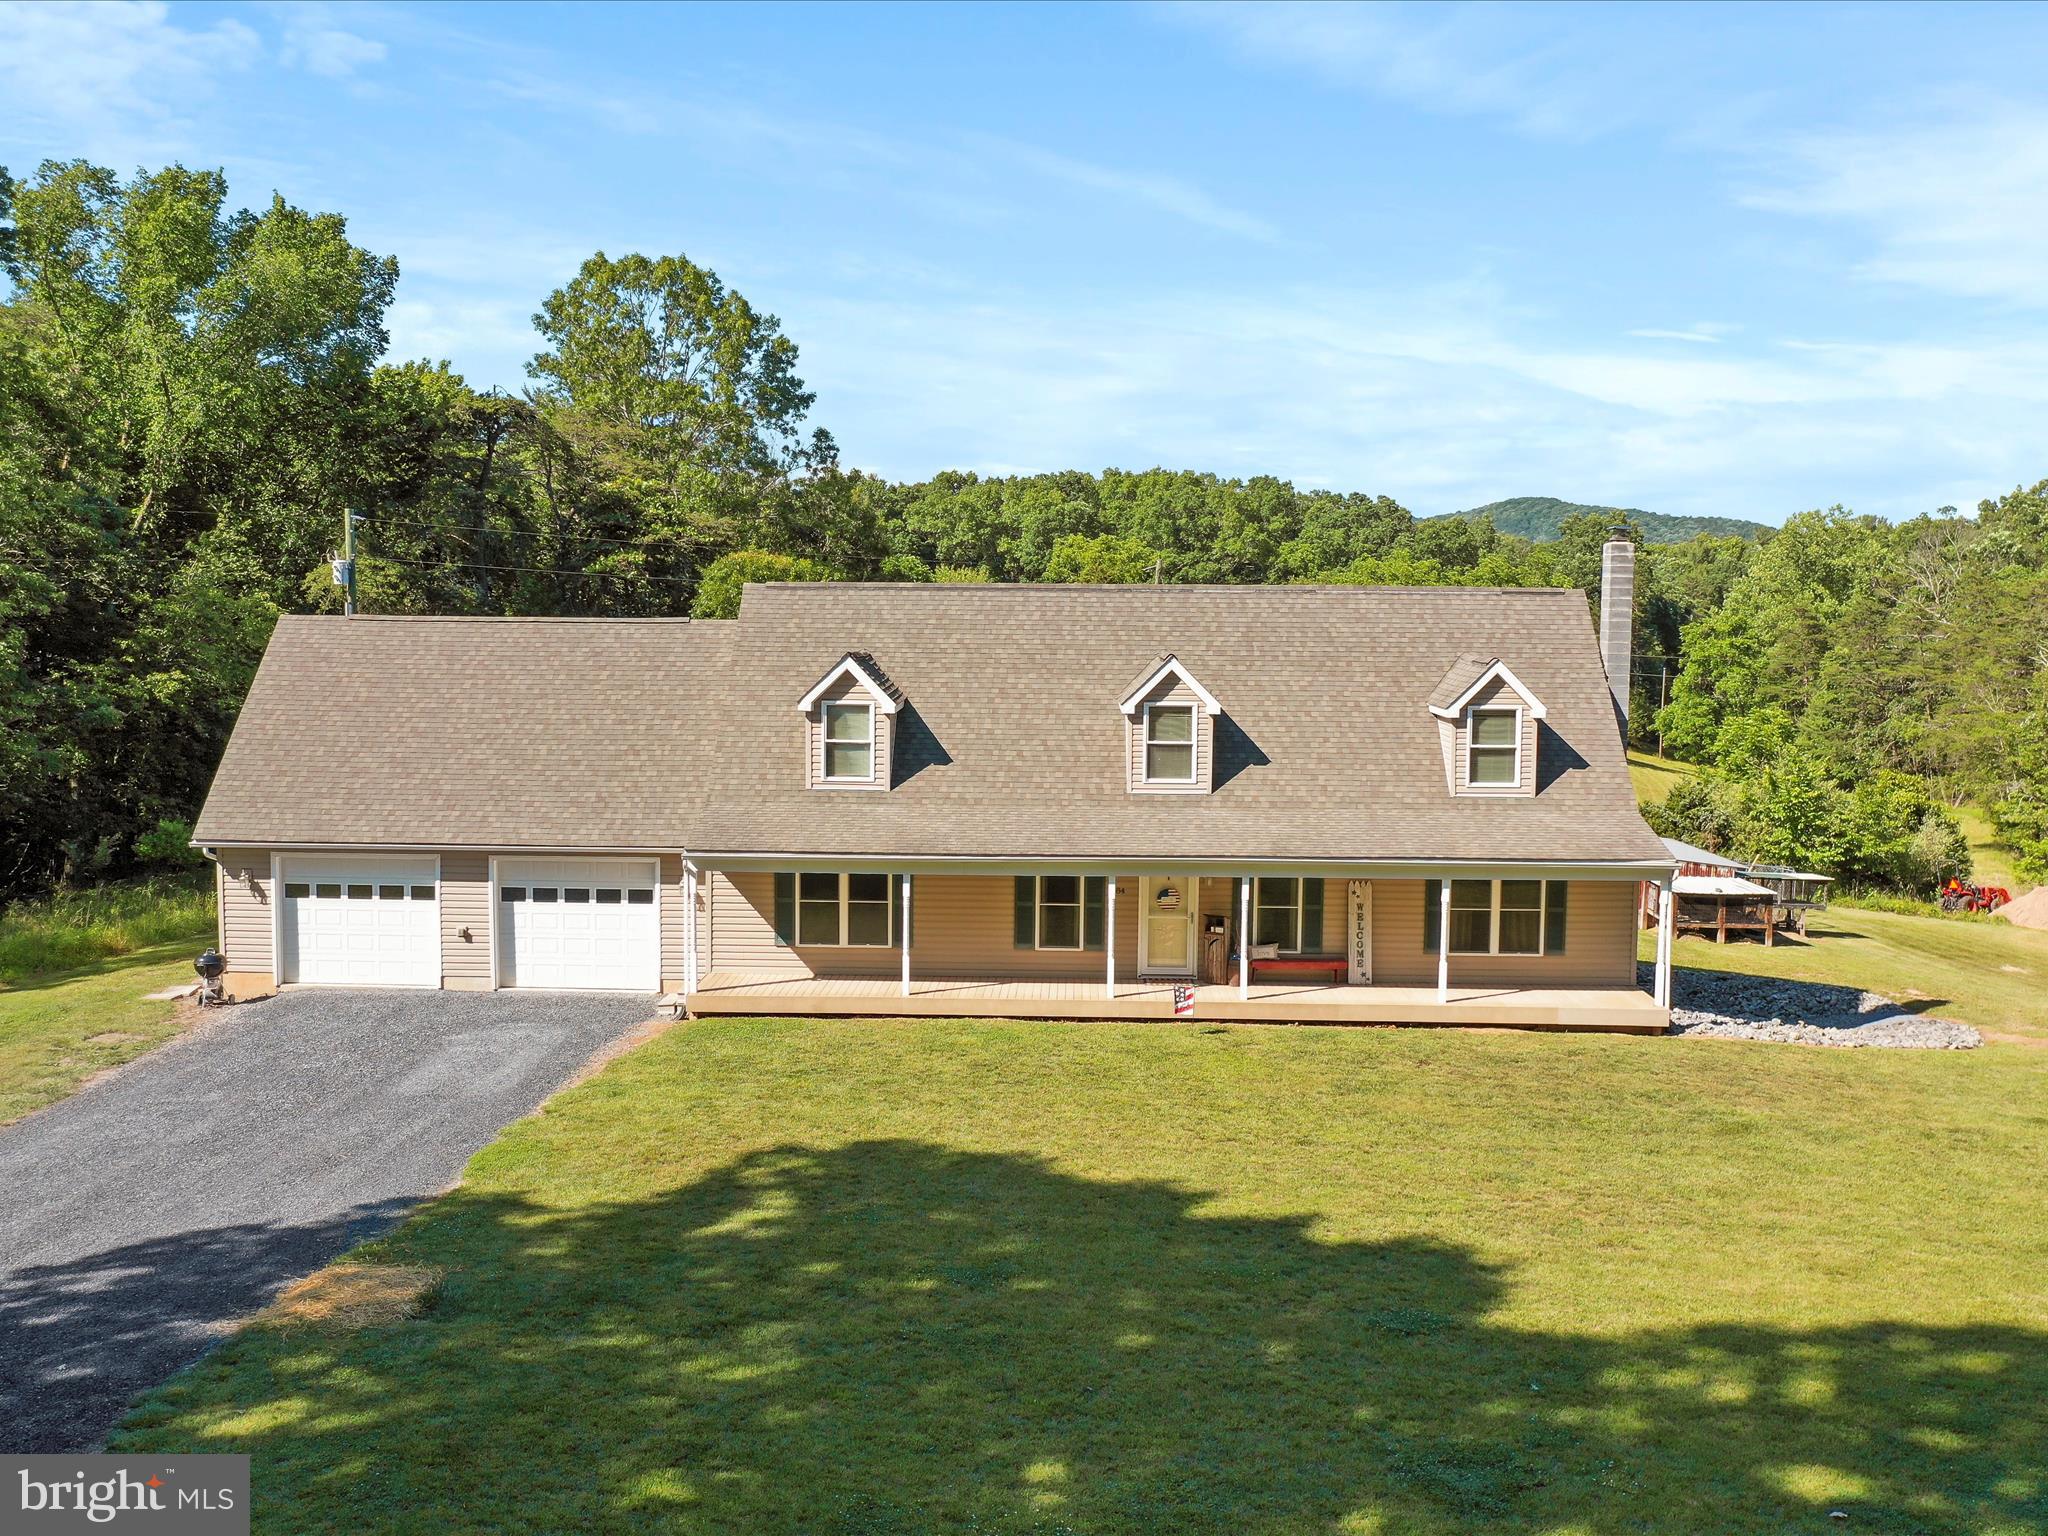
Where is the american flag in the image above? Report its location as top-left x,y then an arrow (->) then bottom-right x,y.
1173,985 -> 1195,1018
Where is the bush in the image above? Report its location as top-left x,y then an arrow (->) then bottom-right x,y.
0,874 -> 215,983
135,817 -> 204,869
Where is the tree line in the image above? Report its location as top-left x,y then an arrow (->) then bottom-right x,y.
2,161 -> 2043,899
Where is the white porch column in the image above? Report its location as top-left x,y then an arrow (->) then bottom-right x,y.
900,873 -> 913,998
1105,875 -> 1117,999
682,861 -> 699,996
1436,877 -> 1452,1004
1655,873 -> 1675,1008
1238,876 -> 1250,999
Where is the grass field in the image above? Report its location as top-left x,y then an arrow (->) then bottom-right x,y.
0,942 -> 211,1124
1648,905 -> 2048,1043
1627,749 -> 1696,806
116,1013 -> 2048,1534
0,873 -> 213,983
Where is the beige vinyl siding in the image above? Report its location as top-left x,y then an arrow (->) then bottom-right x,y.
1126,678 -> 1211,795
710,871 -> 1154,981
217,849 -> 275,977
1454,677 -> 1538,797
439,851 -> 492,987
1370,877 -> 1636,986
808,674 -> 891,790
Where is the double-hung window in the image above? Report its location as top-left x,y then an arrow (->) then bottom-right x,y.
822,701 -> 874,782
1252,877 -> 1325,953
1036,875 -> 1083,950
1465,707 -> 1520,787
1012,876 -> 1108,951
792,872 -> 893,947
1144,703 -> 1196,783
1254,878 -> 1302,951
1429,879 -> 1567,956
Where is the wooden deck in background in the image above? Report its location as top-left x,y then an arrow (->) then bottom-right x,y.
686,971 -> 1669,1033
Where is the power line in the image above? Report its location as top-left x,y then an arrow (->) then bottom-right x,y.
360,514 -> 702,554
375,554 -> 696,586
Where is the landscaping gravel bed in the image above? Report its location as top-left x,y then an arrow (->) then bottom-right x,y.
1640,965 -> 1981,1049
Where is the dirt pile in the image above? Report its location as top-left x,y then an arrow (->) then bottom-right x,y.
1998,884 -> 2048,931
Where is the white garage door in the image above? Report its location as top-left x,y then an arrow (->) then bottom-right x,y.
279,856 -> 441,987
497,857 -> 660,992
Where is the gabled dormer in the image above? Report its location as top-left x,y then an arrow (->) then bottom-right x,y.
1428,656 -> 1546,797
1119,655 -> 1221,795
798,652 -> 902,790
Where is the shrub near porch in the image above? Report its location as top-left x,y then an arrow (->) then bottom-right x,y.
119,1018 -> 2047,1534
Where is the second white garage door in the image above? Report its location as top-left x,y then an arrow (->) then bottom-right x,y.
496,857 -> 660,991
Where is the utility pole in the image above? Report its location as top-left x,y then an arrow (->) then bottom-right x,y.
333,506 -> 363,616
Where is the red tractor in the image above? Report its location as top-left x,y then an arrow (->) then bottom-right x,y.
1940,878 -> 2011,914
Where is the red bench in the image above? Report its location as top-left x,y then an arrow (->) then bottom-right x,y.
1248,955 -> 1348,983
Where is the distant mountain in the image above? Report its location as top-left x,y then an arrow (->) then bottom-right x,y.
1437,496 -> 1771,544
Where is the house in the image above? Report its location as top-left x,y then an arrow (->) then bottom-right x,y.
192,536 -> 1680,1031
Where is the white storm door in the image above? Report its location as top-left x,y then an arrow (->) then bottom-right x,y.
280,856 -> 441,987
1138,875 -> 1196,975
497,857 -> 660,991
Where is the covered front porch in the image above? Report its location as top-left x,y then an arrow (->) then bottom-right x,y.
684,969 -> 1668,1032
675,861 -> 1678,1035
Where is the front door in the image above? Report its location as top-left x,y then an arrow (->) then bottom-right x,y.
1347,880 -> 1373,984
1138,875 -> 1197,976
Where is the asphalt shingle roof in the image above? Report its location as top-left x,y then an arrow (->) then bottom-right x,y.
194,585 -> 1668,865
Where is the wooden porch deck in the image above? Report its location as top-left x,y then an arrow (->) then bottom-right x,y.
686,970 -> 1670,1033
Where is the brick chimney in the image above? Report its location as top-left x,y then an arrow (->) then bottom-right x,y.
1599,528 -> 1634,733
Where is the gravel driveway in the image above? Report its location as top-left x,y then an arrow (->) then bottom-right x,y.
0,988 -> 655,1453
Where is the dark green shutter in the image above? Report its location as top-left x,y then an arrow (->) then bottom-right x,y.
773,872 -> 795,946
1544,880 -> 1567,955
890,875 -> 911,947
1423,879 -> 1441,952
1299,878 -> 1324,954
1083,876 -> 1106,950
1014,876 -> 1036,948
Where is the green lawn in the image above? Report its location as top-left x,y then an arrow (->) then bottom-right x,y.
117,1015 -> 2048,1534
1627,749 -> 1696,806
1647,905 -> 2048,1043
0,940 -> 212,1124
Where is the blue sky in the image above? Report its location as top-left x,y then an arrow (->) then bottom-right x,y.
5,1 -> 2047,523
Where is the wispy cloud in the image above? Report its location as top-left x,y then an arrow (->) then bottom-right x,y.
1161,0 -> 1638,141
1628,325 -> 1734,345
978,137 -> 1281,244
482,68 -> 1276,244
276,4 -> 388,80
1742,99 -> 2048,307
0,0 -> 260,162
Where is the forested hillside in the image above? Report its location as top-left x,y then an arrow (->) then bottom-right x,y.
1443,496 -> 1773,544
3,161 -> 2044,899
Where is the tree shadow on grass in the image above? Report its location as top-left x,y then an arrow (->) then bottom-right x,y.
116,1143 -> 2047,1534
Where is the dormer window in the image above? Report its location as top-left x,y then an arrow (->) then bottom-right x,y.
1428,655 -> 1546,797
1120,655 -> 1221,796
822,701 -> 874,782
1465,706 -> 1520,787
1143,702 -> 1196,783
799,652 -> 901,791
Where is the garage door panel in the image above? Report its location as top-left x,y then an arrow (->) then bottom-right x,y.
280,857 -> 440,988
498,858 -> 658,992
